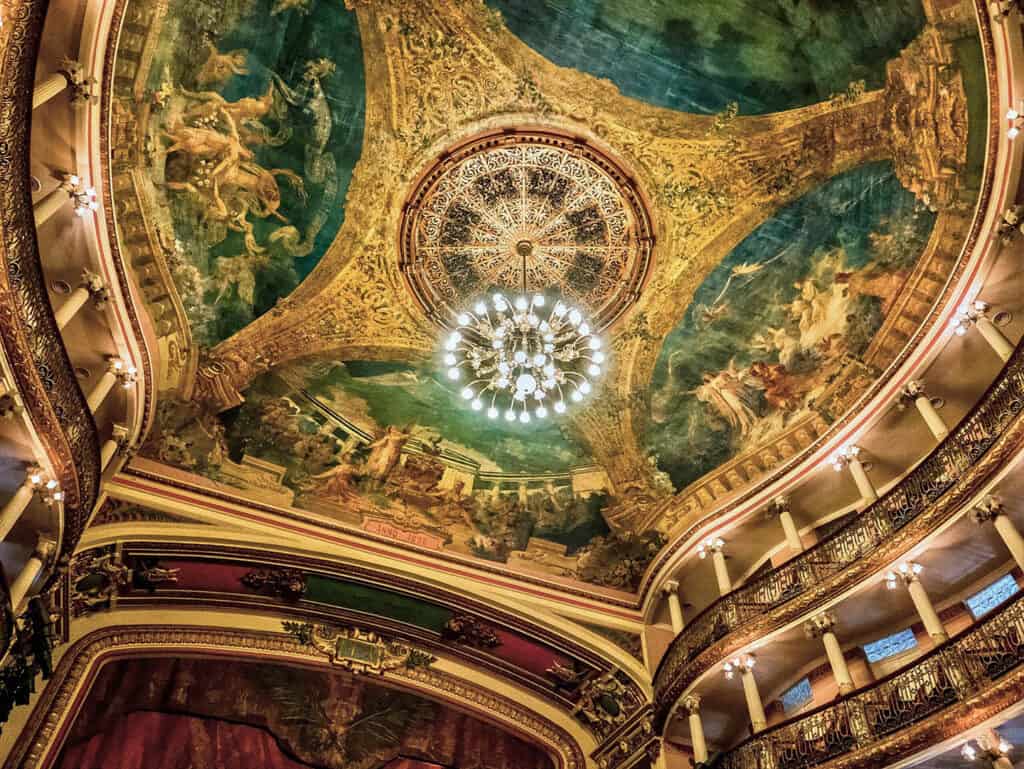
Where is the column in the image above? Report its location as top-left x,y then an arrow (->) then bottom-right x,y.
973,496 -> 1024,571
9,537 -> 56,611
100,425 -> 131,470
769,495 -> 804,552
726,656 -> 766,733
0,469 -> 43,541
87,358 -> 136,413
54,271 -> 108,330
805,611 -> 854,695
887,563 -> 948,642
831,445 -> 877,504
32,60 -> 93,110
683,695 -> 708,765
33,178 -> 75,228
953,301 -> 1014,362
663,580 -> 685,634
34,173 -> 97,228
901,381 -> 949,441
699,538 -> 731,596
977,315 -> 1014,362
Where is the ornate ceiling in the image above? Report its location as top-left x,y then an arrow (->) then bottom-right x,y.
108,0 -> 988,593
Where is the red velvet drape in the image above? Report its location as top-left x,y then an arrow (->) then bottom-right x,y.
59,711 -> 316,769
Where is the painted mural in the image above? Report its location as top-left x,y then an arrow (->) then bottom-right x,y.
487,0 -> 926,114
645,161 -> 936,490
133,0 -> 365,345
132,0 -> 986,592
57,657 -> 554,769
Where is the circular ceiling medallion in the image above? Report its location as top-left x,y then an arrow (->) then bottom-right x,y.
399,129 -> 654,331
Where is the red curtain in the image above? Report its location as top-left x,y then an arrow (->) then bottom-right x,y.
59,711 -> 316,769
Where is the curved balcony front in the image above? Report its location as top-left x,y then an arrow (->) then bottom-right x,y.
654,341 -> 1024,728
718,587 -> 1024,769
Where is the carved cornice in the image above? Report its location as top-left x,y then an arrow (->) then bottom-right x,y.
7,625 -> 587,769
71,540 -> 648,711
653,338 -> 1024,729
96,0 -> 160,439
0,0 -> 100,558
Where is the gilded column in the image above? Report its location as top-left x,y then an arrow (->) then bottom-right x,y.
663,580 -> 685,634
768,495 -> 804,552
830,445 -> 877,505
87,358 -> 136,413
887,562 -> 948,642
54,271 -> 108,330
699,537 -> 731,596
683,695 -> 708,764
100,425 -> 131,471
900,381 -> 948,441
952,301 -> 1014,362
973,496 -> 1024,572
32,59 -> 94,110
804,611 -> 855,695
9,537 -> 57,611
725,656 -> 766,732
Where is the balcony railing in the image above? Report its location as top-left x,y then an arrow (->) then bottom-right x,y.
719,589 -> 1024,769
654,342 -> 1024,724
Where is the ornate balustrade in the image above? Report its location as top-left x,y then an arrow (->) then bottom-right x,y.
654,342 -> 1024,727
719,589 -> 1024,769
0,0 -> 101,560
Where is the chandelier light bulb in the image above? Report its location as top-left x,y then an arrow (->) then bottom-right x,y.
441,295 -> 606,422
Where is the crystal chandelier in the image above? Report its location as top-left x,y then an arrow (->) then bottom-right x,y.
442,293 -> 605,423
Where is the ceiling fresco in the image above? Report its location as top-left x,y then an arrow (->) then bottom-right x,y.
57,657 -> 555,769
486,0 -> 927,114
114,0 -> 988,592
645,160 -> 936,491
135,0 -> 365,346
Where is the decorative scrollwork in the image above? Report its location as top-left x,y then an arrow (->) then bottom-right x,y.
282,621 -> 436,674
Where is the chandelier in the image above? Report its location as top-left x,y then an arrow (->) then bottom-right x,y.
442,293 -> 604,423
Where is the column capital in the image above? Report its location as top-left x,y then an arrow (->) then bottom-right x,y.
828,444 -> 862,471
972,495 -> 1004,525
766,494 -> 790,517
804,610 -> 838,639
682,694 -> 701,714
0,392 -> 22,420
662,579 -> 680,595
723,654 -> 755,679
886,561 -> 923,587
992,2 -> 1024,22
697,537 -> 725,558
33,536 -> 58,564
81,270 -> 110,310
951,299 -> 990,335
56,58 -> 97,107
107,357 -> 138,388
900,379 -> 928,402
